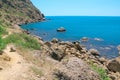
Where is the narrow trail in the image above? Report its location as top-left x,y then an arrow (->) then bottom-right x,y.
0,45 -> 29,80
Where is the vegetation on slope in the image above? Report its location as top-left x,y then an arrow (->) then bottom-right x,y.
0,0 -> 44,27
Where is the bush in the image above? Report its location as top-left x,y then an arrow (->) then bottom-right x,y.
5,33 -> 41,50
90,62 -> 110,80
0,36 -> 6,52
0,24 -> 7,35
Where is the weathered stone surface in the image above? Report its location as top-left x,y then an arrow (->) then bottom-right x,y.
89,49 -> 100,56
54,57 -> 100,80
107,57 -> 120,72
51,38 -> 60,43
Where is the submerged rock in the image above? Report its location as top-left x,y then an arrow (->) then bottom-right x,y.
94,38 -> 104,41
81,37 -> 89,42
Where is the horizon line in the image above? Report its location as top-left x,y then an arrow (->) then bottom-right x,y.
45,15 -> 120,17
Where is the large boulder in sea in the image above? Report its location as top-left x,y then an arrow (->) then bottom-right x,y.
54,57 -> 100,80
107,57 -> 120,72
57,27 -> 66,32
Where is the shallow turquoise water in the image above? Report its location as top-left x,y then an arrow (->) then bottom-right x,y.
21,16 -> 120,58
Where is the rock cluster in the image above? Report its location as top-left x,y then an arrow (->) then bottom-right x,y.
34,37 -> 120,80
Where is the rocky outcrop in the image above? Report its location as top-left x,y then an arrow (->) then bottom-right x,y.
54,57 -> 100,80
0,0 -> 44,26
107,57 -> 120,72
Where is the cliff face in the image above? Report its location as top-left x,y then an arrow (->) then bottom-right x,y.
0,0 -> 44,26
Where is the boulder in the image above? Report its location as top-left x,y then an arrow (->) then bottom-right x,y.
74,42 -> 83,51
50,49 -> 65,61
89,49 -> 100,56
51,38 -> 59,43
99,57 -> 107,64
54,57 -> 100,80
57,27 -> 66,32
44,41 -> 52,47
10,47 -> 16,52
107,57 -> 120,72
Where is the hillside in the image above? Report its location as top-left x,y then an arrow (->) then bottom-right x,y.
0,0 -> 44,27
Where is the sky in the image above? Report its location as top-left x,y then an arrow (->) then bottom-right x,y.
31,0 -> 120,16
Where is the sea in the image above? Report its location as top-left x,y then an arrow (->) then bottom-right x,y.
21,16 -> 120,59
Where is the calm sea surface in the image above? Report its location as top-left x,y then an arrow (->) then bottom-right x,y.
21,16 -> 120,59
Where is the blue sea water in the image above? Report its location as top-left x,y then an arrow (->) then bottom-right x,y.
21,16 -> 120,59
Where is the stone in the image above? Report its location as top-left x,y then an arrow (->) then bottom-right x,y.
44,41 -> 51,47
99,57 -> 107,64
81,37 -> 89,42
107,57 -> 120,72
74,42 -> 83,51
50,49 -> 65,61
10,47 -> 16,52
0,50 -> 3,55
51,38 -> 59,43
57,27 -> 66,32
89,49 -> 100,56
54,57 -> 100,80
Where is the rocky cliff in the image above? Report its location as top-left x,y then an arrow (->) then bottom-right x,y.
0,0 -> 44,26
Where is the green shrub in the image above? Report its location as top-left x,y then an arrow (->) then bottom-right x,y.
0,36 -> 6,52
0,24 -> 7,35
5,33 -> 41,50
90,62 -> 111,80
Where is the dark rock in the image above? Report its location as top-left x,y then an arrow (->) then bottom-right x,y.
57,27 -> 66,32
10,47 -> 16,52
0,67 -> 3,70
51,38 -> 60,43
74,42 -> 83,51
50,49 -> 65,61
0,50 -> 3,55
107,57 -> 120,72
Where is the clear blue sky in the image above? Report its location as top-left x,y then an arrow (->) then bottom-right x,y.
31,0 -> 120,16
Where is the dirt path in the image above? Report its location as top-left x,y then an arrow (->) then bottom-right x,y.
0,45 -> 30,80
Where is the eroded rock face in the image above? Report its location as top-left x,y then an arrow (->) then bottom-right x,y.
107,57 -> 120,72
54,57 -> 100,80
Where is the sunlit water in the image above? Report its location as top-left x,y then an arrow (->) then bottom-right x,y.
21,16 -> 120,59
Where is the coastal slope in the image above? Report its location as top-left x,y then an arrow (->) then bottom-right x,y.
0,0 -> 44,26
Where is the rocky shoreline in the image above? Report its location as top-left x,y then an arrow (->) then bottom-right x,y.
22,30 -> 120,80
